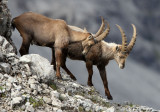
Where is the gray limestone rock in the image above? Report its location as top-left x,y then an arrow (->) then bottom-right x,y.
43,96 -> 52,104
20,54 -> 55,83
0,62 -> 11,73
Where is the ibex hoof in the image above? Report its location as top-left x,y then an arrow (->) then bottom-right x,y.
87,82 -> 93,86
57,76 -> 63,80
107,95 -> 113,100
71,76 -> 77,81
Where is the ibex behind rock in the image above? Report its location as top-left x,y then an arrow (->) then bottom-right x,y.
11,12 -> 109,79
53,24 -> 137,100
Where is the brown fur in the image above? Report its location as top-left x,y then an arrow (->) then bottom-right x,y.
12,12 -> 106,79
52,24 -> 136,100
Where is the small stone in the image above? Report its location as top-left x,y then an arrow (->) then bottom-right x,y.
57,109 -> 63,112
4,73 -> 9,78
85,107 -> 91,112
42,88 -> 50,94
1,109 -> 7,112
0,73 -> 4,80
43,96 -> 52,104
11,90 -> 21,97
0,52 -> 5,62
0,63 -> 11,73
53,107 -> 59,111
37,85 -> 42,92
51,95 -> 62,107
72,83 -> 80,88
28,77 -> 38,84
95,106 -> 100,112
30,83 -> 37,90
106,106 -> 115,112
6,82 -> 12,91
32,90 -> 38,95
25,87 -> 32,94
75,95 -> 85,99
7,76 -> 15,83
25,102 -> 35,112
11,97 -> 23,106
22,94 -> 30,99
15,85 -> 22,91
59,94 -> 68,101
51,90 -> 59,98
41,83 -> 48,89
21,105 -> 26,110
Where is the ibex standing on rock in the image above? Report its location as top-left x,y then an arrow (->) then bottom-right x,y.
52,23 -> 137,100
11,12 -> 108,79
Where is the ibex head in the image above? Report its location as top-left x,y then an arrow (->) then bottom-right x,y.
82,17 -> 110,55
114,24 -> 137,69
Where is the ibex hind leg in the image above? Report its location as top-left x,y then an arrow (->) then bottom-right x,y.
51,48 -> 56,70
19,34 -> 31,56
61,48 -> 76,80
54,35 -> 70,80
55,48 -> 63,80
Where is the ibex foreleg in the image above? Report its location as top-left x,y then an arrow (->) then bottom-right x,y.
86,61 -> 94,86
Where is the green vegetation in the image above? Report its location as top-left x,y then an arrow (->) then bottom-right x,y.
78,106 -> 84,112
29,97 -> 43,108
88,88 -> 95,95
102,101 -> 111,108
0,86 -> 3,91
48,82 -> 57,90
129,103 -> 133,107
0,86 -> 6,98
90,95 -> 98,103
0,93 -> 6,97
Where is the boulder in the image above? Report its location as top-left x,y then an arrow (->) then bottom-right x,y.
20,54 -> 55,83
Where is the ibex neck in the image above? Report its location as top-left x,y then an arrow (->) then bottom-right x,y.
69,28 -> 90,42
101,41 -> 117,60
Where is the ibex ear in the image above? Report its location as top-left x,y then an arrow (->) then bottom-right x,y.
84,27 -> 88,33
116,46 -> 119,51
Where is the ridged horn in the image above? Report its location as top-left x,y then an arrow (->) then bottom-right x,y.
127,24 -> 137,53
94,16 -> 105,37
116,24 -> 128,54
95,20 -> 110,42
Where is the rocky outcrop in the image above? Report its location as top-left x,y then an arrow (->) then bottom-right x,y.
0,36 -> 158,112
0,0 -> 17,53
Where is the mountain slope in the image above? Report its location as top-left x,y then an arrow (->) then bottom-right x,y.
0,35 -> 159,111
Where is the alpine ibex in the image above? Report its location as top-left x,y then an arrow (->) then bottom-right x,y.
52,23 -> 137,100
11,12 -> 109,79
